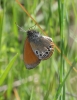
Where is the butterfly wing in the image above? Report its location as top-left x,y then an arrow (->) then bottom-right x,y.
30,36 -> 54,60
23,38 -> 41,69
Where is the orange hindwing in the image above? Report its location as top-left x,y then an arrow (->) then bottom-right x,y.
23,38 -> 40,69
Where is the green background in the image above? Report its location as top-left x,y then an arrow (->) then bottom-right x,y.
0,0 -> 77,100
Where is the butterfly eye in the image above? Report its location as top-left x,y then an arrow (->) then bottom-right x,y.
38,53 -> 43,59
45,51 -> 49,55
40,54 -> 42,56
48,49 -> 50,51
48,45 -> 52,51
35,50 -> 39,55
49,45 -> 51,48
43,54 -> 46,57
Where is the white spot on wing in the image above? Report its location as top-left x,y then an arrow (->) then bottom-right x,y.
43,36 -> 53,41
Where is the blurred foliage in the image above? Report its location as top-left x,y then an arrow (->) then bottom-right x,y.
0,0 -> 77,100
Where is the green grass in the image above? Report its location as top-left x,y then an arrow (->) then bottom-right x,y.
0,0 -> 77,100
0,53 -> 18,85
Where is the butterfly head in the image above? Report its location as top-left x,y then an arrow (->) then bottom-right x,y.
27,30 -> 40,41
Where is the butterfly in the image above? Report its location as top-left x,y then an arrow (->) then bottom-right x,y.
23,30 -> 54,69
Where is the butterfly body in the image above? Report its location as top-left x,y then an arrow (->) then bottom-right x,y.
23,30 -> 54,69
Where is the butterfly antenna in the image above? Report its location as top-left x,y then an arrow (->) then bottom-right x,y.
29,24 -> 36,30
15,22 -> 27,33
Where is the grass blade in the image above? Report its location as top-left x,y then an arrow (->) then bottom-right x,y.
54,58 -> 77,100
0,53 -> 18,86
30,87 -> 33,100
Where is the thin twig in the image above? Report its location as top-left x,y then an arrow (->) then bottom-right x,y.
13,88 -> 20,100
66,92 -> 77,98
0,74 -> 39,92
